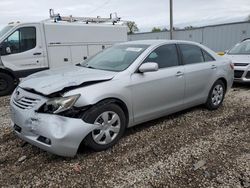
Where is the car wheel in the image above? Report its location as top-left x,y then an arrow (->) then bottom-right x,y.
82,102 -> 126,151
0,72 -> 15,96
206,80 -> 225,110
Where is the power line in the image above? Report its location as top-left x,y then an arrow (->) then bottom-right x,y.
88,0 -> 112,14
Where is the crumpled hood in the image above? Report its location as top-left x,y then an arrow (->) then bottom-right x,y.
224,54 -> 250,63
19,65 -> 117,95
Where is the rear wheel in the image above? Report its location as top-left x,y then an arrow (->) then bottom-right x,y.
0,72 -> 15,96
205,80 -> 225,110
82,102 -> 126,151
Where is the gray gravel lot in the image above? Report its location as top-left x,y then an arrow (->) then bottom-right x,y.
0,85 -> 249,187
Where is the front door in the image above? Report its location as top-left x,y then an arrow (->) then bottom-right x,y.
131,44 -> 185,124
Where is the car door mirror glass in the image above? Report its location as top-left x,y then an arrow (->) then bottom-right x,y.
139,62 -> 159,73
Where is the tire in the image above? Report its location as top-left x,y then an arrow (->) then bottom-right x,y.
81,102 -> 126,151
0,72 -> 15,96
205,80 -> 225,110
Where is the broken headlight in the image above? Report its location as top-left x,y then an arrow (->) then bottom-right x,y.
42,94 -> 80,114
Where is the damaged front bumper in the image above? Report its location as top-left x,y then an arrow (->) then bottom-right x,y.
10,90 -> 99,157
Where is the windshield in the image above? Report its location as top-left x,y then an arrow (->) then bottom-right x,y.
228,40 -> 250,55
80,44 -> 149,72
0,26 -> 13,39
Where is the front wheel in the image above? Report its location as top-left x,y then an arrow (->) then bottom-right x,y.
82,102 -> 126,151
205,80 -> 225,110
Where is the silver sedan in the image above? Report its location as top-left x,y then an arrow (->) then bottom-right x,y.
10,40 -> 234,157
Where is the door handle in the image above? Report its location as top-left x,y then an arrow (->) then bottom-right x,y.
176,71 -> 184,77
211,65 -> 217,69
33,52 -> 42,55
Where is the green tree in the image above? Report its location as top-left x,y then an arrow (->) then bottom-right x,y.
151,27 -> 162,32
184,25 -> 194,30
126,21 -> 139,34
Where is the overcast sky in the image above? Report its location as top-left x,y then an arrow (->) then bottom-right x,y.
0,0 -> 250,32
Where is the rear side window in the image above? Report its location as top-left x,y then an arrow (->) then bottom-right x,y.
4,27 -> 36,54
143,44 -> 179,68
179,44 -> 204,65
202,49 -> 215,62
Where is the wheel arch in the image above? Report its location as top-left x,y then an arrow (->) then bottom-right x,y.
0,67 -> 17,81
94,97 -> 130,127
217,77 -> 227,91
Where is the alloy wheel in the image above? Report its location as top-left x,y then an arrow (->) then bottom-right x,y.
92,111 -> 121,145
211,84 -> 224,106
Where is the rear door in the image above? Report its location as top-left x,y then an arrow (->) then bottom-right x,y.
178,43 -> 217,106
131,44 -> 185,124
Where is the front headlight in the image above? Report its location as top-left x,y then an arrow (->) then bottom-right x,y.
43,94 -> 80,114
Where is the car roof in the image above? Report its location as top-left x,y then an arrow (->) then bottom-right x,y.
121,39 -> 201,46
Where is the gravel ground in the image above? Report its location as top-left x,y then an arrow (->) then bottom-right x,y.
0,84 -> 249,187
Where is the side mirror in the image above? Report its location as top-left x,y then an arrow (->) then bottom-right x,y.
6,47 -> 11,54
139,62 -> 159,73
0,43 -> 10,56
224,50 -> 229,54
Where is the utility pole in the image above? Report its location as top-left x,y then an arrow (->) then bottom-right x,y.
169,0 -> 173,39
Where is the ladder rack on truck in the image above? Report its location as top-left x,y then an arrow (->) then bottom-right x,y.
0,9 -> 128,96
49,9 -> 124,25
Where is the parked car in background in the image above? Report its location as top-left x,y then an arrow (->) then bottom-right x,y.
224,38 -> 250,82
10,40 -> 234,157
0,10 -> 127,96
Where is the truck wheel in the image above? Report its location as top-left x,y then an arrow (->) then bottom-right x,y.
0,72 -> 15,96
81,102 -> 126,151
205,80 -> 225,110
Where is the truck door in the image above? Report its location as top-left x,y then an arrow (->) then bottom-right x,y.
0,24 -> 47,77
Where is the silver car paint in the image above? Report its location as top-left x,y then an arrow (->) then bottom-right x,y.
20,65 -> 118,95
10,87 -> 101,157
10,40 -> 234,157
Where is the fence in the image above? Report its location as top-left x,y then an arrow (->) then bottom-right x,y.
128,21 -> 250,52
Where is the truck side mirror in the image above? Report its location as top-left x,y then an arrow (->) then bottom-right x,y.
0,44 -> 5,56
0,43 -> 10,56
6,47 -> 11,54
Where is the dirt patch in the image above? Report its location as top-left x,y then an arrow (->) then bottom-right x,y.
0,85 -> 249,187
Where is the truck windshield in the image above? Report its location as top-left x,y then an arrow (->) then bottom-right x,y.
80,44 -> 149,72
0,26 -> 13,39
228,40 -> 250,55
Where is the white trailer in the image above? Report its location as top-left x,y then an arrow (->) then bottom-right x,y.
0,10 -> 128,95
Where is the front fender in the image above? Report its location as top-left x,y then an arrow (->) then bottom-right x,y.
64,78 -> 133,125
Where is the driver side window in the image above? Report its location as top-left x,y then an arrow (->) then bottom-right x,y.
3,27 -> 36,55
143,44 -> 179,69
5,30 -> 20,54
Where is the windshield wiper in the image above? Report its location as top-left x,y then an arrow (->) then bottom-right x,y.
86,65 -> 96,69
78,63 -> 94,68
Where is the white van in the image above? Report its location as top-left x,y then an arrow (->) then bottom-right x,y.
0,11 -> 127,95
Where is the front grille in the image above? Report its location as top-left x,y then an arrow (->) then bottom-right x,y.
246,71 -> 250,79
13,97 -> 40,110
234,70 -> 244,78
234,63 -> 249,66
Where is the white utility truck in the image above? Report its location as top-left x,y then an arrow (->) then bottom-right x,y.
0,9 -> 128,95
